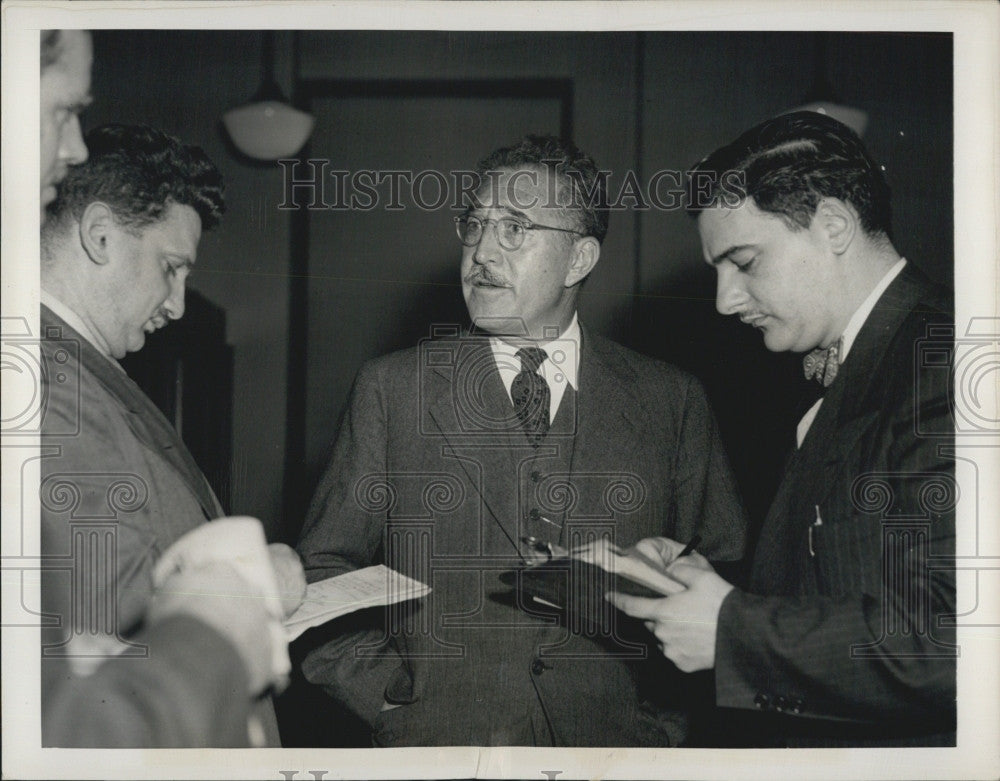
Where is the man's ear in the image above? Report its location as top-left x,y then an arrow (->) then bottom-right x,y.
78,202 -> 116,265
565,236 -> 600,287
815,198 -> 857,255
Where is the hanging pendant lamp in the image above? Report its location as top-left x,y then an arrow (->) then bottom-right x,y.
223,31 -> 314,160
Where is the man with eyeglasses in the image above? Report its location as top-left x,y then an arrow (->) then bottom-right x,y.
297,135 -> 747,747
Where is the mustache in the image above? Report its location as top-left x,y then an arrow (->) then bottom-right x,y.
464,267 -> 512,287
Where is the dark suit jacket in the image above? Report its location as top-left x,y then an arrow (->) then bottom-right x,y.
42,615 -> 254,747
714,267 -> 956,746
297,326 -> 748,746
38,304 -> 278,746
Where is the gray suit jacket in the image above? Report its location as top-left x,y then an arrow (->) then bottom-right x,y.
39,304 -> 278,746
298,326 -> 747,746
714,268 -> 956,746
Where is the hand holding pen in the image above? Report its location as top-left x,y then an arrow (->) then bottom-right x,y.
631,534 -> 703,572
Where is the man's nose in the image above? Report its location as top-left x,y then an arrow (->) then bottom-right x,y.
60,115 -> 88,167
472,221 -> 502,265
163,276 -> 186,321
715,266 -> 747,316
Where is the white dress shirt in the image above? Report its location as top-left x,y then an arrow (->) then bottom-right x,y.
490,313 -> 581,424
796,258 -> 907,447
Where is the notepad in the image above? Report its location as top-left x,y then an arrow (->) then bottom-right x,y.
284,565 -> 431,640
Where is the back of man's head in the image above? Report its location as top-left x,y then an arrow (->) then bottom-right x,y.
685,111 -> 893,242
476,134 -> 609,245
45,124 -> 225,240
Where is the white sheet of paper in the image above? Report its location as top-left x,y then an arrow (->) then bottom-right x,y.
284,564 -> 431,640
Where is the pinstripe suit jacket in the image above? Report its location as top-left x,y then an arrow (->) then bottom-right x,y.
298,325 -> 748,746
714,267 -> 956,746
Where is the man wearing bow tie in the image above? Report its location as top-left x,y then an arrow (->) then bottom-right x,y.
611,112 -> 956,746
296,135 -> 747,746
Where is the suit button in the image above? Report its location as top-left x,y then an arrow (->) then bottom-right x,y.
530,471 -> 542,483
791,698 -> 805,714
774,695 -> 788,712
753,693 -> 770,710
530,658 -> 550,675
528,508 -> 540,521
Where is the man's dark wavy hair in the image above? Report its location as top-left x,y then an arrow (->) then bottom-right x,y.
685,111 -> 892,241
47,124 -> 225,231
476,134 -> 609,244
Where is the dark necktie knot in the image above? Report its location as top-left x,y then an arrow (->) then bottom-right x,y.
511,347 -> 550,445
517,346 -> 547,374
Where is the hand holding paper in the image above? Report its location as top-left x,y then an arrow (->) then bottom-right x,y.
149,517 -> 291,694
268,543 -> 307,616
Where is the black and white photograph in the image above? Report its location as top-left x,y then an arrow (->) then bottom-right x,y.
2,2 -> 998,779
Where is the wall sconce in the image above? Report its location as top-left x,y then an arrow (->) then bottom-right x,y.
223,31 -> 314,160
785,33 -> 869,137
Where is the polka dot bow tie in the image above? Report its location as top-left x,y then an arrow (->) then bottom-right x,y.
802,340 -> 841,388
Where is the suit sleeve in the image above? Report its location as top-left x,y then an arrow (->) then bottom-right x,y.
42,615 -> 253,747
669,374 -> 749,563
295,361 -> 405,726
714,324 -> 955,728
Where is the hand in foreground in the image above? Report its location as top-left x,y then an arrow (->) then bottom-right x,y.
605,536 -> 735,672
149,518 -> 294,695
267,543 -> 307,617
148,559 -> 279,695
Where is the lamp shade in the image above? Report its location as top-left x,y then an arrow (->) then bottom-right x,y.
223,100 -> 315,160
788,100 -> 869,138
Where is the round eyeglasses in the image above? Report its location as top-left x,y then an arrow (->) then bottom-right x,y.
454,215 -> 583,251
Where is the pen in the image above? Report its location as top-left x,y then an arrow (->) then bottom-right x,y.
808,505 -> 823,557
520,536 -> 568,560
677,534 -> 702,559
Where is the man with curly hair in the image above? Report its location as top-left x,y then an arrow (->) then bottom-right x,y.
39,123 -> 299,746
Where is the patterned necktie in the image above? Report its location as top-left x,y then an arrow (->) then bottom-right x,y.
511,347 -> 550,446
803,340 -> 841,388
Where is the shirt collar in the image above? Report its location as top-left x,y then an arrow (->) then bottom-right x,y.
489,314 -> 581,424
40,289 -> 120,366
489,312 -> 580,388
839,258 -> 907,362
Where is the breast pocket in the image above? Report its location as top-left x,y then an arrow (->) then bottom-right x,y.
810,514 -> 887,599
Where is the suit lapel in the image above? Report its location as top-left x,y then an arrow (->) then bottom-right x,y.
42,306 -> 223,519
797,267 -> 928,471
426,337 -> 528,553
751,267 -> 931,590
423,329 -> 644,558
570,327 -> 641,479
